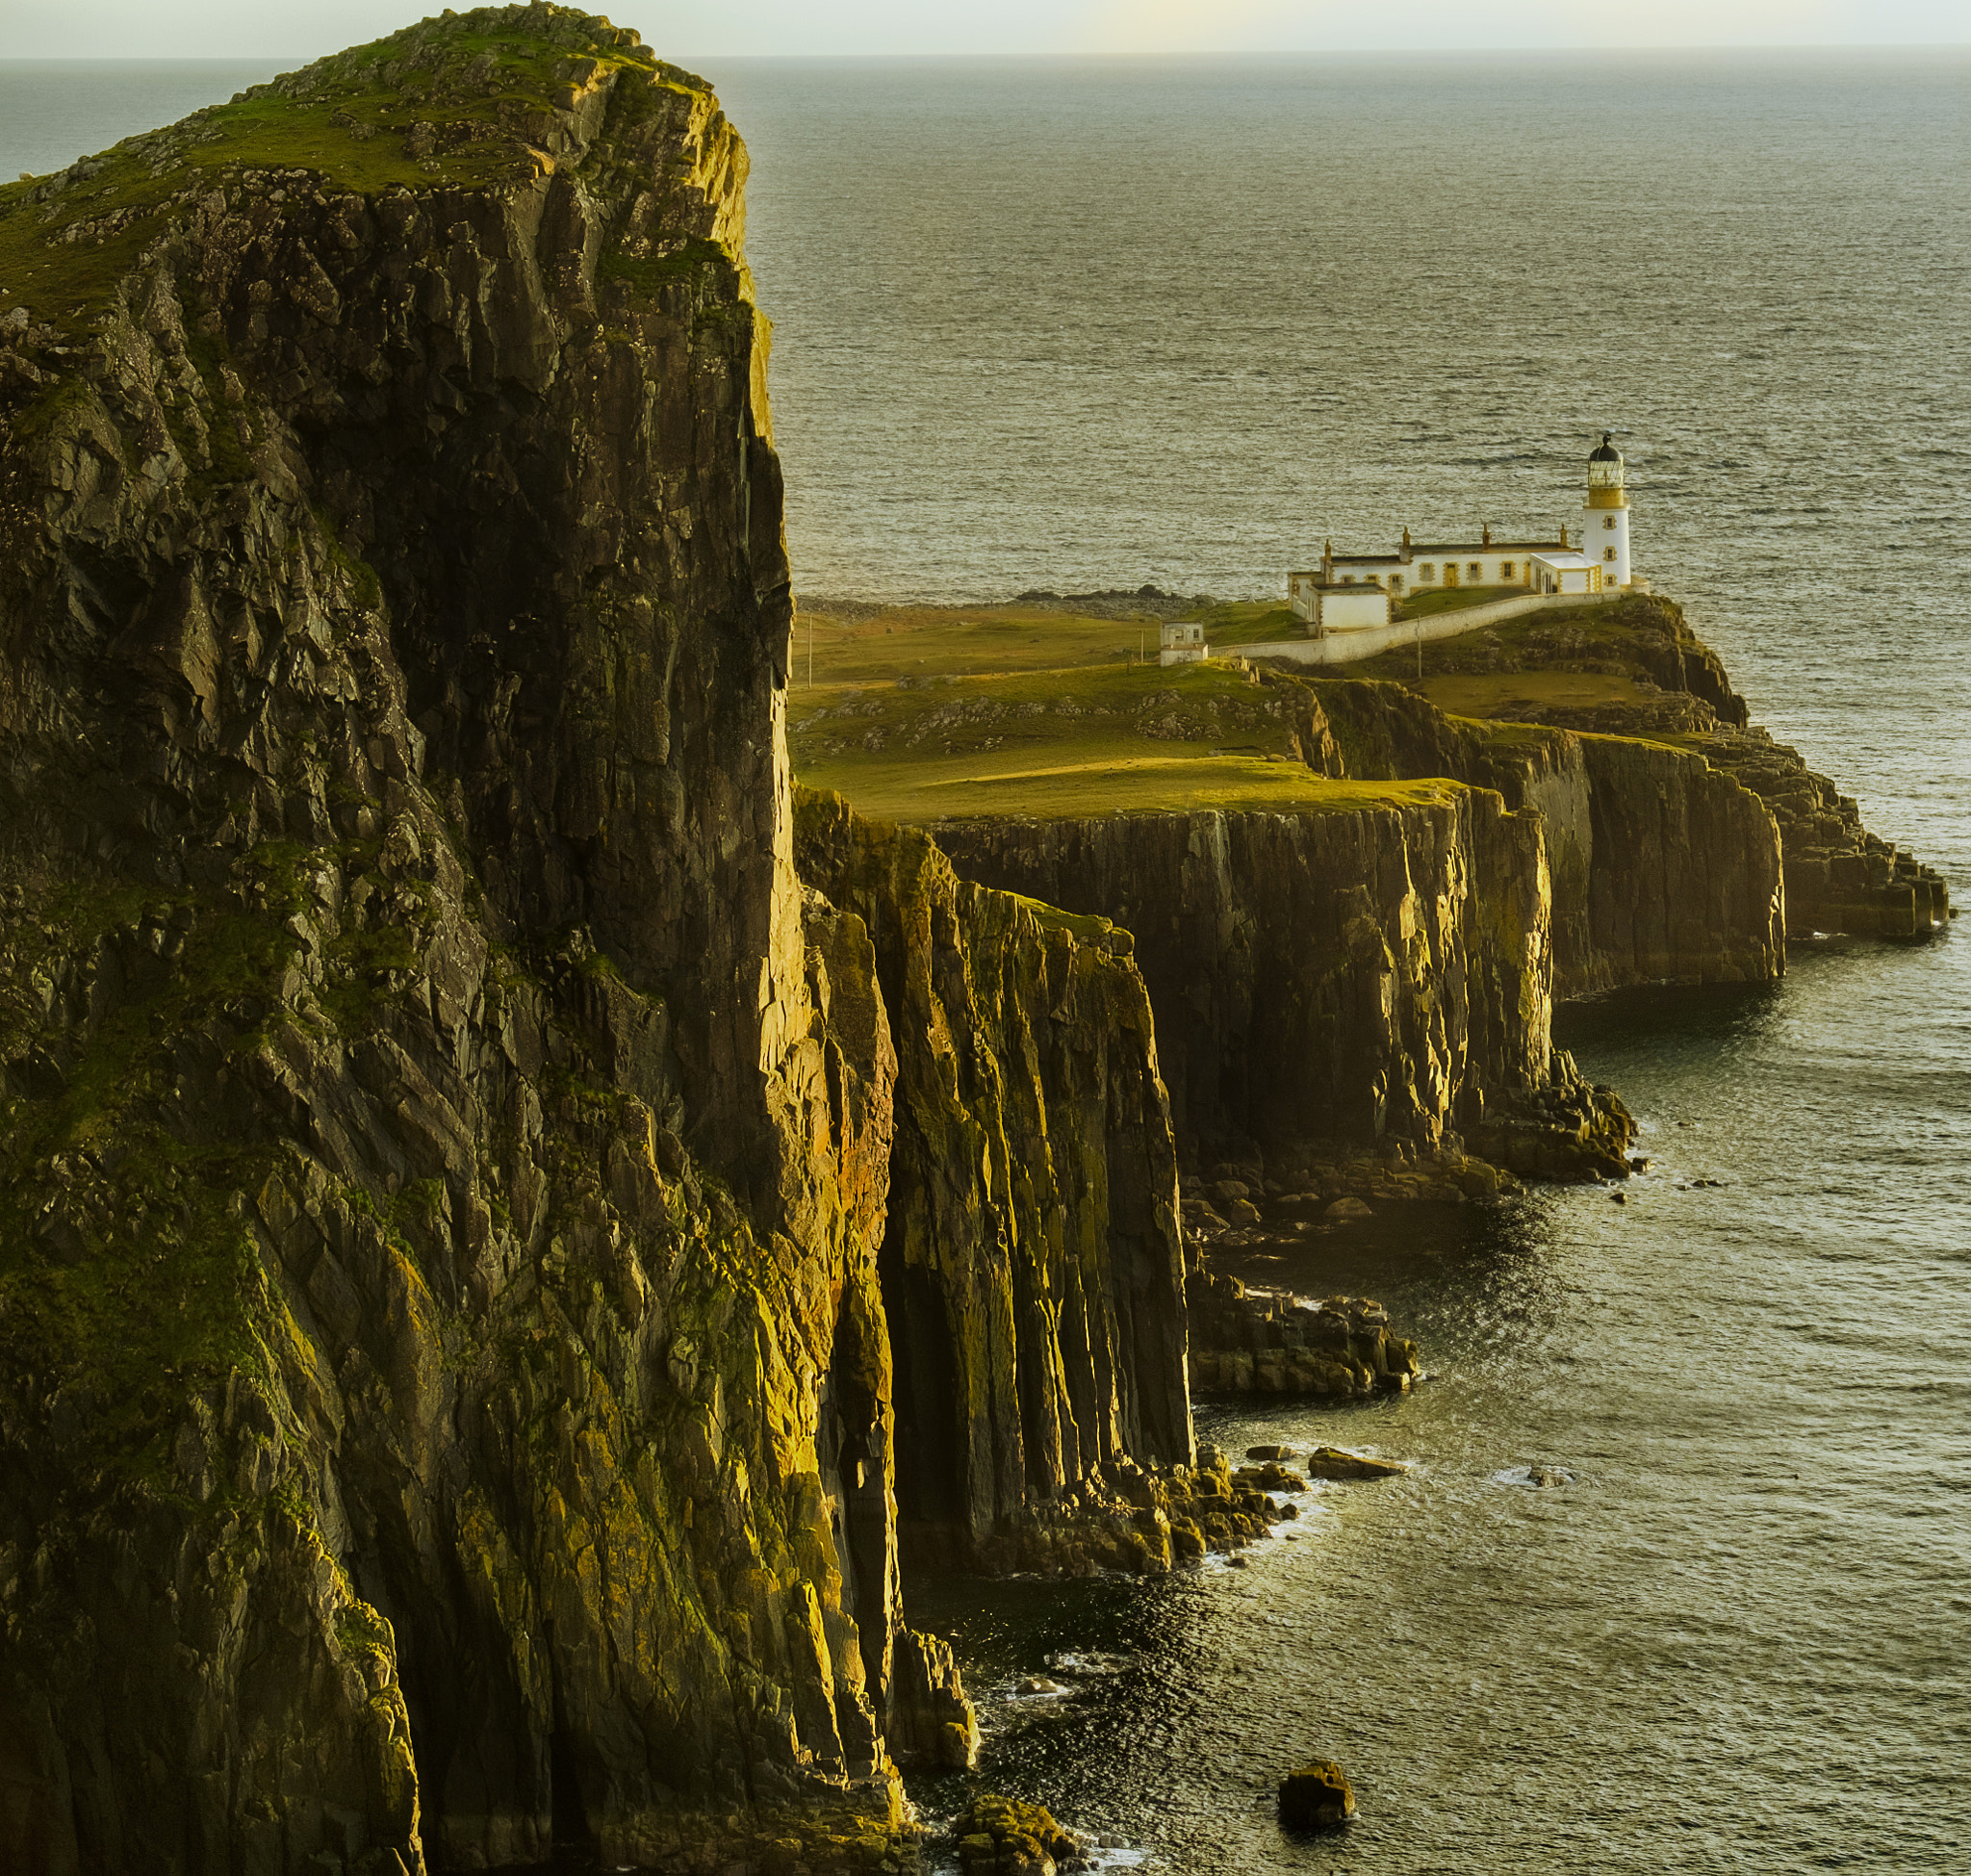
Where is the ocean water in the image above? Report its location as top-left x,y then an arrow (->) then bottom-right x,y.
3,47 -> 1967,1875
0,61 -> 286,183
712,50 -> 1971,1875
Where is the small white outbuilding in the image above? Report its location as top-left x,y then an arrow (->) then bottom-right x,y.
1526,552 -> 1604,595
1305,583 -> 1392,632
1159,621 -> 1210,666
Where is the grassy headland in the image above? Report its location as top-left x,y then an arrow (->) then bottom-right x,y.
0,10 -> 700,343
785,588 -> 1728,824
789,648 -> 1463,823
1315,590 -> 1718,721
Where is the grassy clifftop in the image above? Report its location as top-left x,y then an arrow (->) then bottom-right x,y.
789,660 -> 1463,822
0,5 -> 711,344
1316,589 -> 1751,730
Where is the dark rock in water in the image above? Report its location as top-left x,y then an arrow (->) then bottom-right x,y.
953,1792 -> 1082,1874
1324,1195 -> 1374,1221
1234,1461 -> 1303,1494
1011,584 -> 1216,621
1278,1760 -> 1358,1828
1189,1291 -> 1422,1399
1526,1467 -> 1573,1486
1303,1447 -> 1408,1480
1246,1444 -> 1294,1461
1611,1190 -> 1628,1203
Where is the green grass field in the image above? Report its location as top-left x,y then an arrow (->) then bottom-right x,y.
1192,600 -> 1306,645
791,604 -> 1149,684
0,18 -> 697,342
789,659 -> 1460,823
1393,583 -> 1520,619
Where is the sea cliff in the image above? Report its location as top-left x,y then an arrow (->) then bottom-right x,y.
0,12 -> 1948,1872
791,789 -> 1202,1578
1305,592 -> 1948,953
0,11 -> 949,1869
933,784 -> 1634,1184
1300,675 -> 1789,996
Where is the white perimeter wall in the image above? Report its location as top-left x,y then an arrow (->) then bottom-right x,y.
1237,587 -> 1616,667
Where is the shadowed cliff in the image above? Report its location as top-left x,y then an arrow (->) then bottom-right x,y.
0,11 -> 1215,1870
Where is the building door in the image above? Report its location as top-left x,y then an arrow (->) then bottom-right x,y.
1443,563 -> 1459,587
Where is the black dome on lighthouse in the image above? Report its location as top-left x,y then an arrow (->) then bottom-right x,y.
1589,431 -> 1623,461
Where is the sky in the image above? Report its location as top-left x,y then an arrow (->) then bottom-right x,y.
0,0 -> 1965,60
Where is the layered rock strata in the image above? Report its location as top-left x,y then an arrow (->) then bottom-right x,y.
794,791 -> 1251,1577
1299,676 -> 1789,997
935,786 -> 1634,1182
1302,592 -> 1946,947
1675,729 -> 1950,938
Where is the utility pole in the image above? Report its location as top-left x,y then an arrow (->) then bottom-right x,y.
1416,614 -> 1423,684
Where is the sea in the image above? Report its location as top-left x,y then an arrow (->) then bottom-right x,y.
4,45 -> 1967,1876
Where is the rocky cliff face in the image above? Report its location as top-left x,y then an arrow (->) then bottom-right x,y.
1299,592 -> 1947,947
1672,728 -> 1950,939
934,784 -> 1632,1183
1302,678 -> 1788,997
793,791 -> 1194,1575
0,12 -> 973,1870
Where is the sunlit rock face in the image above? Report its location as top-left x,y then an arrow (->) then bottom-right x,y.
934,784 -> 1635,1181
795,792 -> 1195,1575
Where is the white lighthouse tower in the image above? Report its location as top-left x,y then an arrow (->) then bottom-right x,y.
1582,431 -> 1634,588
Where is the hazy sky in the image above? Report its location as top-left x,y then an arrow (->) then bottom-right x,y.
1,0 -> 1965,60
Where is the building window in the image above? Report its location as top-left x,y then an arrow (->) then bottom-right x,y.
1500,561 -> 1516,579
1468,562 -> 1481,578
1391,576 -> 1405,592
1420,563 -> 1436,579
1342,575 -> 1355,584
1603,547 -> 1617,561
1603,516 -> 1617,529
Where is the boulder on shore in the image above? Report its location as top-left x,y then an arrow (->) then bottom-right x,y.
953,1793 -> 1083,1873
1303,1446 -> 1408,1480
1279,1760 -> 1358,1827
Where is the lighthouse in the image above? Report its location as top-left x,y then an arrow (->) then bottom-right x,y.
1583,432 -> 1633,588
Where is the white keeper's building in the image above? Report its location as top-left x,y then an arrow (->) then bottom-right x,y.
1290,435 -> 1641,629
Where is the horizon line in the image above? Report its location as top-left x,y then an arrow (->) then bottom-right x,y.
4,39 -> 1968,62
